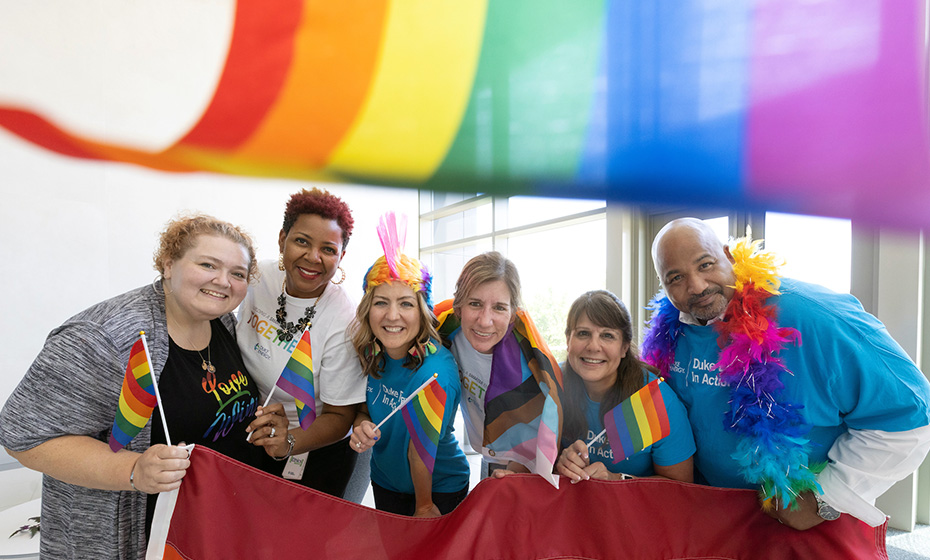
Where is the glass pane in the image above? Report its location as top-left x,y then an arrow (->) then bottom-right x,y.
504,218 -> 607,361
422,240 -> 494,305
505,196 -> 605,229
421,204 -> 493,247
763,212 -> 851,293
419,190 -> 482,213
704,216 -> 729,242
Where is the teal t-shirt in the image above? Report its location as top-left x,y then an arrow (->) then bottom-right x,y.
584,370 -> 695,476
366,344 -> 470,494
667,278 -> 930,488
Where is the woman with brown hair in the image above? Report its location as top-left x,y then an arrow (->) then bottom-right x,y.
556,290 -> 694,483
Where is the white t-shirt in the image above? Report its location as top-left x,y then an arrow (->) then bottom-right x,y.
450,331 -> 493,457
237,260 -> 366,428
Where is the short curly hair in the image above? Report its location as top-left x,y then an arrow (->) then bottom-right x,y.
153,214 -> 258,282
282,188 -> 355,251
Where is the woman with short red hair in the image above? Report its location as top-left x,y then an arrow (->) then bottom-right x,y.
238,187 -> 368,499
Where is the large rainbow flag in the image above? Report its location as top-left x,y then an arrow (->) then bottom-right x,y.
2,0 -> 930,229
401,378 -> 446,474
603,378 -> 671,463
108,335 -> 157,452
275,328 -> 316,429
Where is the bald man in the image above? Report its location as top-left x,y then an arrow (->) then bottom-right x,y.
645,218 -> 930,530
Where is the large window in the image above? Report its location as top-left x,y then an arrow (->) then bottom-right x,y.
763,212 -> 851,293
419,192 -> 606,360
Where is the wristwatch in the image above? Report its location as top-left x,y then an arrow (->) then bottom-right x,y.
272,433 -> 296,461
815,495 -> 841,521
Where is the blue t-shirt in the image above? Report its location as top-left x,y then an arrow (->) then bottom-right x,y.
584,371 -> 695,476
667,278 -> 930,489
366,344 -> 470,495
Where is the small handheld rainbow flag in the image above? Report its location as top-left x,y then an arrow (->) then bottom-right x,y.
401,379 -> 447,474
109,334 -> 158,452
275,328 -> 316,429
602,379 -> 671,463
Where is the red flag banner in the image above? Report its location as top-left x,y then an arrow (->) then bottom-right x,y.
148,446 -> 887,560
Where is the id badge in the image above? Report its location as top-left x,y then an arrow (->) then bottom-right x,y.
282,451 -> 308,480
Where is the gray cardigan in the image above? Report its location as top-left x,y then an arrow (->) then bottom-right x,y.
0,281 -> 235,559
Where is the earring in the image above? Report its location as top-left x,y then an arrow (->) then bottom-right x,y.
331,266 -> 346,285
278,253 -> 285,271
153,276 -> 173,296
365,340 -> 381,360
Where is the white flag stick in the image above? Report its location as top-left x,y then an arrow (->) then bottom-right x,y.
260,385 -> 278,410
245,385 -> 281,443
586,428 -> 607,450
374,373 -> 438,431
140,331 -> 172,447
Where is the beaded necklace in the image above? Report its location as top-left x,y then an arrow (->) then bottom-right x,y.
275,280 -> 318,342
641,238 -> 820,510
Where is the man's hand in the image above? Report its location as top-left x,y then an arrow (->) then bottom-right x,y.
763,491 -> 825,531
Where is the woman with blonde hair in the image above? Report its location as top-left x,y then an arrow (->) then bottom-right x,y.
0,214 -> 283,559
349,214 -> 468,516
436,251 -> 562,483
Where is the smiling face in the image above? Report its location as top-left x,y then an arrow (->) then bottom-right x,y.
368,282 -> 421,360
163,234 -> 251,324
566,312 -> 629,400
278,213 -> 345,298
653,220 -> 736,324
458,279 -> 513,354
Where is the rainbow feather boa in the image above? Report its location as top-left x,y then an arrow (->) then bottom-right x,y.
641,238 -> 821,510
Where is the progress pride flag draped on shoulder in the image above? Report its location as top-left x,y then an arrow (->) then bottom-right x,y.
148,446 -> 887,560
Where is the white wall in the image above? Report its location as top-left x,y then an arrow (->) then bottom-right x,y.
0,0 -> 423,467
0,129 -> 418,465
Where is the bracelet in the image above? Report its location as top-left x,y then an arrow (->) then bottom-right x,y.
130,464 -> 139,492
273,433 -> 296,461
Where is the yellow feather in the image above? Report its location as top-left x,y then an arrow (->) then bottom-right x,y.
729,237 -> 784,295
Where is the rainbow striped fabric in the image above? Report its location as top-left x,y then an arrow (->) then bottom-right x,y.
2,1 -> 930,229
436,301 -> 563,487
109,336 -> 157,452
401,378 -> 446,474
276,329 -> 316,429
604,379 -> 671,463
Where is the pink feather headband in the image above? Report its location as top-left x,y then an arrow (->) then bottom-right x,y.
362,212 -> 433,307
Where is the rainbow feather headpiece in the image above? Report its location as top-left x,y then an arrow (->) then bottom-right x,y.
362,212 -> 433,308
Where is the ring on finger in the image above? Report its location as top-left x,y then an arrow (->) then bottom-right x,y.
356,441 -> 361,449
270,426 -> 276,438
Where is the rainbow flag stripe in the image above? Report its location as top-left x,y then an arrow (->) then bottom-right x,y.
109,337 -> 157,452
402,379 -> 446,474
276,329 -> 316,429
604,379 -> 671,464
2,1 -> 930,229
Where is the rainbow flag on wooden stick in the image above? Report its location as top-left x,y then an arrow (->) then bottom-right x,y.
276,328 -> 316,429
401,380 -> 447,474
109,334 -> 157,452
603,379 -> 670,463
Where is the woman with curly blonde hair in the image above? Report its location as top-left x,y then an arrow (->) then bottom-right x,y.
349,214 -> 468,517
0,213 -> 280,559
